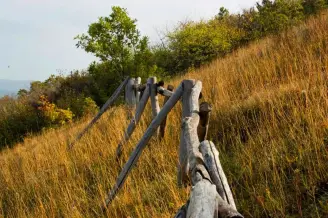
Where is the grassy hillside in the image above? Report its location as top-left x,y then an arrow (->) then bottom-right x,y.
1,11 -> 328,217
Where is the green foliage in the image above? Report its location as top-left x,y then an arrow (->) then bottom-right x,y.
75,6 -> 153,80
156,0 -> 327,74
215,7 -> 230,20
82,97 -> 99,116
75,6 -> 160,105
167,19 -> 244,72
255,0 -> 304,35
37,95 -> 73,126
0,97 -> 43,148
302,0 -> 327,15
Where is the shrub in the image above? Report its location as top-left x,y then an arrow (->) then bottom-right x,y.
37,95 -> 74,126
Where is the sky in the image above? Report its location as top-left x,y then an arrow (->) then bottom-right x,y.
0,0 -> 258,81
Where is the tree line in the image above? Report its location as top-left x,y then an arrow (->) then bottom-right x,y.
0,0 -> 327,148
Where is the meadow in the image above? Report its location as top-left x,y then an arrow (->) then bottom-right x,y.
0,11 -> 328,217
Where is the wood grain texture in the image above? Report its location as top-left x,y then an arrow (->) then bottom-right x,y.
149,77 -> 161,118
178,80 -> 202,187
125,78 -> 136,106
199,140 -> 236,209
186,177 -> 219,218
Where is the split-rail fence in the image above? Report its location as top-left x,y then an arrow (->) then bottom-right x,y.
69,77 -> 244,218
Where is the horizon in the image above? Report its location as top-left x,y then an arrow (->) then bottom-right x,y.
0,0 -> 258,82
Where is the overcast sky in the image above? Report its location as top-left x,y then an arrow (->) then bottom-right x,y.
0,0 -> 258,81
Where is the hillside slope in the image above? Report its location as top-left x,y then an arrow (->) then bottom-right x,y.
0,12 -> 328,217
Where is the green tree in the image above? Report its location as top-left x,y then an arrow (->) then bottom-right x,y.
256,0 -> 304,35
75,6 -> 142,80
167,19 -> 244,72
216,7 -> 230,20
75,6 -> 160,105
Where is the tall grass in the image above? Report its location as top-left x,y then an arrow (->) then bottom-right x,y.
1,11 -> 328,217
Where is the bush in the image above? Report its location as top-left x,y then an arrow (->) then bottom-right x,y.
0,97 -> 43,148
37,95 -> 74,126
82,97 -> 99,116
167,19 -> 245,72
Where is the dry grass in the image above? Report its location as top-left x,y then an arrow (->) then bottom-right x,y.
1,12 -> 328,218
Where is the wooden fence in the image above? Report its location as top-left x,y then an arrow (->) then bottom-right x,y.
69,77 -> 244,218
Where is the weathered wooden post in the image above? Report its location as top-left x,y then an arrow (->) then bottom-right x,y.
103,82 -> 184,209
175,79 -> 243,217
160,85 -> 174,139
197,102 -> 212,142
149,77 -> 161,137
135,77 -> 141,106
125,78 -> 136,119
149,77 -> 161,118
68,77 -> 129,150
178,80 -> 200,187
116,80 -> 151,158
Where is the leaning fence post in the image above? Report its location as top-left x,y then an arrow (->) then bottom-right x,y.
116,82 -> 151,158
160,85 -> 174,139
68,77 -> 129,150
103,82 -> 184,209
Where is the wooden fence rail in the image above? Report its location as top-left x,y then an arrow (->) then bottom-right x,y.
68,77 -> 129,149
67,76 -> 243,217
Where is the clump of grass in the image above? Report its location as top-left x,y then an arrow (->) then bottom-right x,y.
0,11 -> 328,218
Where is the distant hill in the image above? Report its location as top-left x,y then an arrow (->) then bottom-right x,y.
0,79 -> 31,97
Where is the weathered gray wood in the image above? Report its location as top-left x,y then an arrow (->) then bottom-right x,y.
177,80 -> 243,217
68,77 -> 129,149
186,176 -> 243,218
197,102 -> 213,142
199,140 -> 237,209
125,78 -> 136,106
149,77 -> 161,137
187,177 -> 219,218
157,86 -> 174,97
149,77 -> 161,118
104,82 -> 184,208
125,78 -> 136,119
160,85 -> 174,139
135,77 -> 141,106
182,172 -> 243,218
178,80 -> 203,187
116,84 -> 150,158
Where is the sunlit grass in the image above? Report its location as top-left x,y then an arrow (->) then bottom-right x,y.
0,11 -> 328,218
